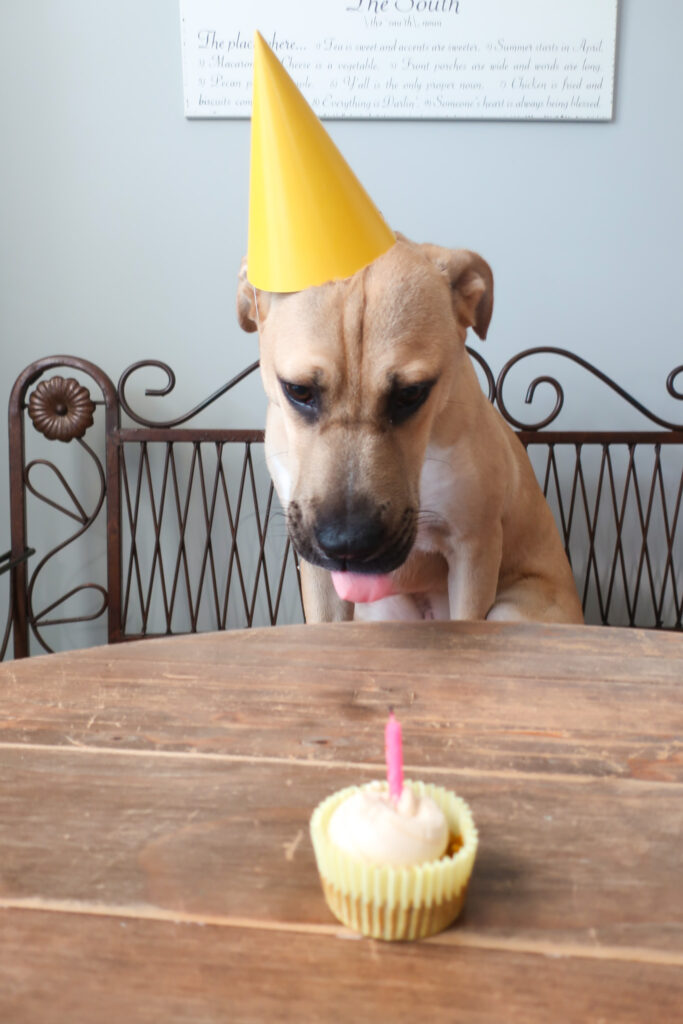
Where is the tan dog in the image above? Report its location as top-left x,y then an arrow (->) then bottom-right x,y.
237,236 -> 583,625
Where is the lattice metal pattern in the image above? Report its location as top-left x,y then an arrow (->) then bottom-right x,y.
525,440 -> 682,629
118,437 -> 303,638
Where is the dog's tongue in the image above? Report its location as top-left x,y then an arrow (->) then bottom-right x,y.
331,571 -> 395,603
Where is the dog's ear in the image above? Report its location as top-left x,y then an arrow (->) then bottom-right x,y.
441,249 -> 494,340
236,258 -> 270,333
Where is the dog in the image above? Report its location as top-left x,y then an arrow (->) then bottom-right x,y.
237,235 -> 584,625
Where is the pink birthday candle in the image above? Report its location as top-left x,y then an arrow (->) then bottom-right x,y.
385,710 -> 404,800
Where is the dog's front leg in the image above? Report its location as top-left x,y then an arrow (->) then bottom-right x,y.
446,526 -> 503,621
299,561 -> 354,624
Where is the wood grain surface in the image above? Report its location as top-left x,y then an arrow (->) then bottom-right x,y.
1,620 -> 682,1023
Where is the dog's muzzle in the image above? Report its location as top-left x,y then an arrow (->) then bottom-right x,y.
288,499 -> 416,574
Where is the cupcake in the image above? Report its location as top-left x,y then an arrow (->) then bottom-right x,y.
309,714 -> 478,941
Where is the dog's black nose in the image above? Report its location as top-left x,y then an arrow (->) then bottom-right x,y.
314,507 -> 386,564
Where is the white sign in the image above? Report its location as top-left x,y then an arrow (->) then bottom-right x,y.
180,1 -> 618,121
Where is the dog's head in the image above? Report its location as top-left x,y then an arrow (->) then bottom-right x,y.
236,236 -> 493,575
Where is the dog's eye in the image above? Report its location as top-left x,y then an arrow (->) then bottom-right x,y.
281,380 -> 318,414
389,381 -> 434,424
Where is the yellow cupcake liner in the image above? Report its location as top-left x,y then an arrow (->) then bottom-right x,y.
310,780 -> 478,941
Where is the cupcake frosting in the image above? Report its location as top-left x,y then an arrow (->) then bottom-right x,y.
327,781 -> 449,866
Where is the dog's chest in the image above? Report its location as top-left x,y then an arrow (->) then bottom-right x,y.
416,445 -> 458,551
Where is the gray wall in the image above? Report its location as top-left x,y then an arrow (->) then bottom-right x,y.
2,1 -> 682,651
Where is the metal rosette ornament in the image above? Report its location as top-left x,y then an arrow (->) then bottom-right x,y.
27,377 -> 96,442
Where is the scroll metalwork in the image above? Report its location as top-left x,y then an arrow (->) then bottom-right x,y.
465,345 -> 496,403
117,359 -> 261,428
117,350 -> 495,427
495,347 -> 683,431
23,437 -> 108,653
7,356 -> 119,658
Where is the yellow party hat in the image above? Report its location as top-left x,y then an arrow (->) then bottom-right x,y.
247,32 -> 396,293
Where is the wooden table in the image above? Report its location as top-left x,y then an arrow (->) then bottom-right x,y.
1,621 -> 682,1023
